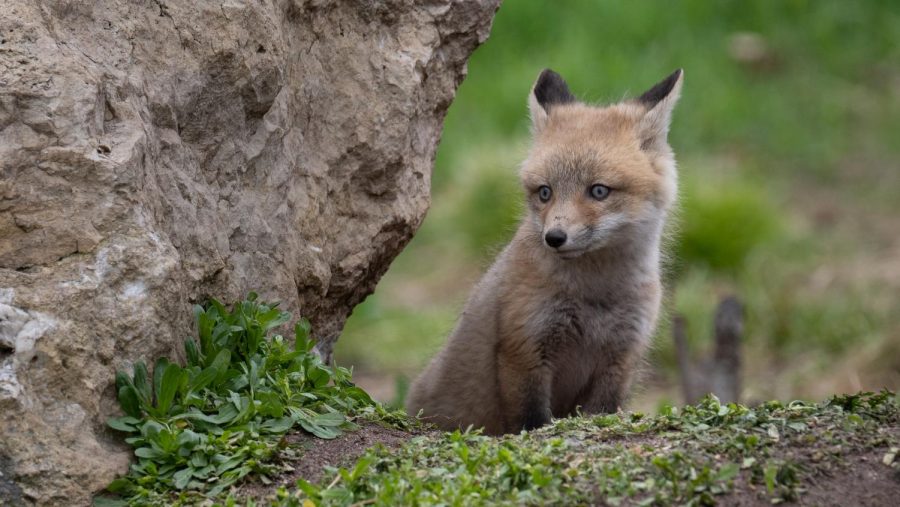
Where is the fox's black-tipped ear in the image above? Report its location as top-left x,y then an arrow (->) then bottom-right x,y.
533,69 -> 575,111
639,68 -> 683,108
637,69 -> 684,152
529,69 -> 575,133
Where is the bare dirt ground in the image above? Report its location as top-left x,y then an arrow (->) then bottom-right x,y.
707,441 -> 900,506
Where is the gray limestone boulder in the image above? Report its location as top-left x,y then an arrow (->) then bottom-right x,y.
0,0 -> 499,504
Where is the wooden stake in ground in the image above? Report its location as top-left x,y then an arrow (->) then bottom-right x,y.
673,296 -> 743,404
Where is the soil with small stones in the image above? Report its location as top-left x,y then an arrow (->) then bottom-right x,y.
707,445 -> 900,506
587,428 -> 900,506
791,454 -> 900,507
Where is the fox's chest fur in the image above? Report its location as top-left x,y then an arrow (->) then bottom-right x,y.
497,234 -> 661,417
406,67 -> 682,434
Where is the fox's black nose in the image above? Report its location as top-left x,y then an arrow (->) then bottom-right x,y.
544,229 -> 567,248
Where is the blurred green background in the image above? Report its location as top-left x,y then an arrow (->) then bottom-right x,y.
336,0 -> 900,410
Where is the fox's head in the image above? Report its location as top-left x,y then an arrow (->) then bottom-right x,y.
520,68 -> 682,259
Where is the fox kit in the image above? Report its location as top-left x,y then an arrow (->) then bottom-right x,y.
406,68 -> 683,434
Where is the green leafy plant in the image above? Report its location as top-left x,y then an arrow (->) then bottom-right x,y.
104,293 -> 381,502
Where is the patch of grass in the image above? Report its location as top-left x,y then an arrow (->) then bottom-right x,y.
98,294 -> 404,506
335,297 -> 456,375
458,168 -> 522,256
424,143 -> 527,261
675,173 -> 782,274
262,391 -> 899,506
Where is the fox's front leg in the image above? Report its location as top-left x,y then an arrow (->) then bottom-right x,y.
580,350 -> 640,414
497,336 -> 552,432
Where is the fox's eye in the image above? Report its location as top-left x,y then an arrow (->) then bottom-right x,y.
538,185 -> 552,203
590,184 -> 611,201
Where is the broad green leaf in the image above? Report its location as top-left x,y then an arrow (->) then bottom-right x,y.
132,361 -> 151,405
105,478 -> 132,493
184,338 -> 200,367
190,453 -> 208,468
321,487 -> 353,503
764,464 -> 778,493
139,420 -> 164,439
208,474 -> 242,498
107,416 -> 139,433
134,447 -> 164,459
152,358 -> 170,405
227,372 -> 249,392
308,366 -> 330,388
157,463 -> 177,476
173,467 -> 193,489
249,356 -> 260,391
312,411 -> 347,427
212,323 -> 238,344
209,298 -> 228,319
216,454 -> 245,474
714,463 -> 739,482
92,496 -> 128,507
192,464 -> 214,478
188,359 -> 220,394
260,416 -> 294,434
192,303 -> 204,322
343,386 -> 374,405
788,422 -> 807,432
254,390 -> 284,418
295,478 -> 320,498
349,454 -> 374,481
117,386 -> 142,419
156,362 -> 184,416
209,348 -> 231,383
195,305 -> 215,355
295,320 -> 313,351
172,404 -> 238,426
176,429 -> 201,450
260,307 -> 291,331
114,370 -> 132,393
298,418 -> 341,439
152,427 -> 178,453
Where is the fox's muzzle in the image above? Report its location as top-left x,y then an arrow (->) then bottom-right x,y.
544,229 -> 567,248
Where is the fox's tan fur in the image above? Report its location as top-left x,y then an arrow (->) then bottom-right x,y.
407,69 -> 684,434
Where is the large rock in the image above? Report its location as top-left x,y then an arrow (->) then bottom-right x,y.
0,0 -> 499,504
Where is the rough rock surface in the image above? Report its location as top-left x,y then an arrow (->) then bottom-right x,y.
0,0 -> 499,504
